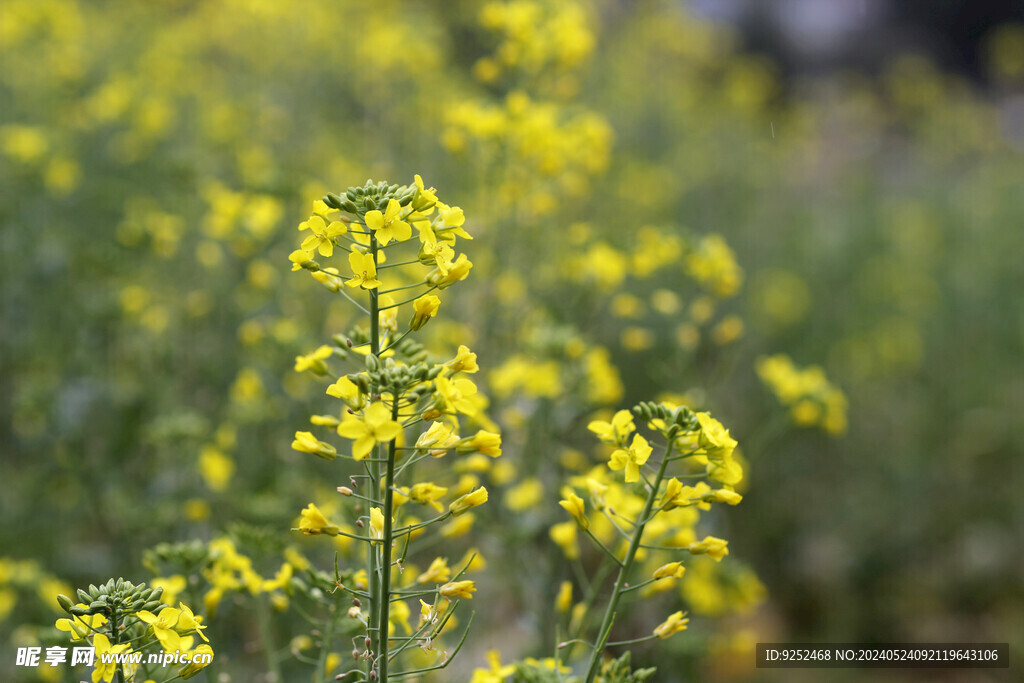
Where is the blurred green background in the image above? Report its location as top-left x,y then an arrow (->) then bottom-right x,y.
2,0 -> 1023,680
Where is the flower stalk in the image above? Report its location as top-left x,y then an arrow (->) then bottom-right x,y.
290,178 -> 494,680
584,441 -> 673,683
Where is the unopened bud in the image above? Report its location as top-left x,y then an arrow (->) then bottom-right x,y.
56,594 -> 74,613
337,486 -> 353,496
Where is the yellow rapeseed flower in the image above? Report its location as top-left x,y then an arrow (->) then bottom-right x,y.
558,491 -> 589,530
470,650 -> 516,683
413,174 -> 438,213
299,214 -> 347,257
345,251 -> 382,290
653,562 -> 686,579
696,412 -> 738,458
550,521 -> 579,560
55,609 -> 107,641
91,633 -> 136,682
555,581 -> 573,613
294,345 -> 333,374
456,430 -> 502,457
588,409 -> 635,446
416,557 -> 451,584
445,344 -> 479,373
653,611 -> 689,639
433,376 -> 479,416
291,431 -> 337,460
336,402 -> 401,460
710,488 -> 743,505
689,536 -> 729,561
416,421 -> 460,456
179,643 -> 214,678
409,482 -> 448,511
325,376 -> 362,408
439,580 -> 476,600
428,253 -> 473,288
364,198 -> 412,246
608,434 -> 652,483
449,486 -> 488,516
369,507 -> 385,540
298,503 -> 338,536
410,294 -> 441,330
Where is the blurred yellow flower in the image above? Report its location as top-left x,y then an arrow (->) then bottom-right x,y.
439,580 -> 476,599
653,611 -> 689,639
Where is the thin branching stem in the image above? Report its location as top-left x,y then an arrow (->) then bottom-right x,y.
584,441 -> 674,683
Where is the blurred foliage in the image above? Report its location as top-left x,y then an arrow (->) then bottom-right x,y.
3,0 -> 1024,680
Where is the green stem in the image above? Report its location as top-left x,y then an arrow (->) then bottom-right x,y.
314,606 -> 336,683
367,232 -> 381,681
375,400 -> 401,681
256,595 -> 282,681
584,443 -> 674,683
111,610 -> 123,683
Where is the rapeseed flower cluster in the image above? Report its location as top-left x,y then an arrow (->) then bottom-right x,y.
757,354 -> 848,434
55,579 -> 213,682
289,179 -> 499,680
531,401 -> 748,680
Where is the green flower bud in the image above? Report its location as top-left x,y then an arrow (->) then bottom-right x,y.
56,594 -> 75,613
